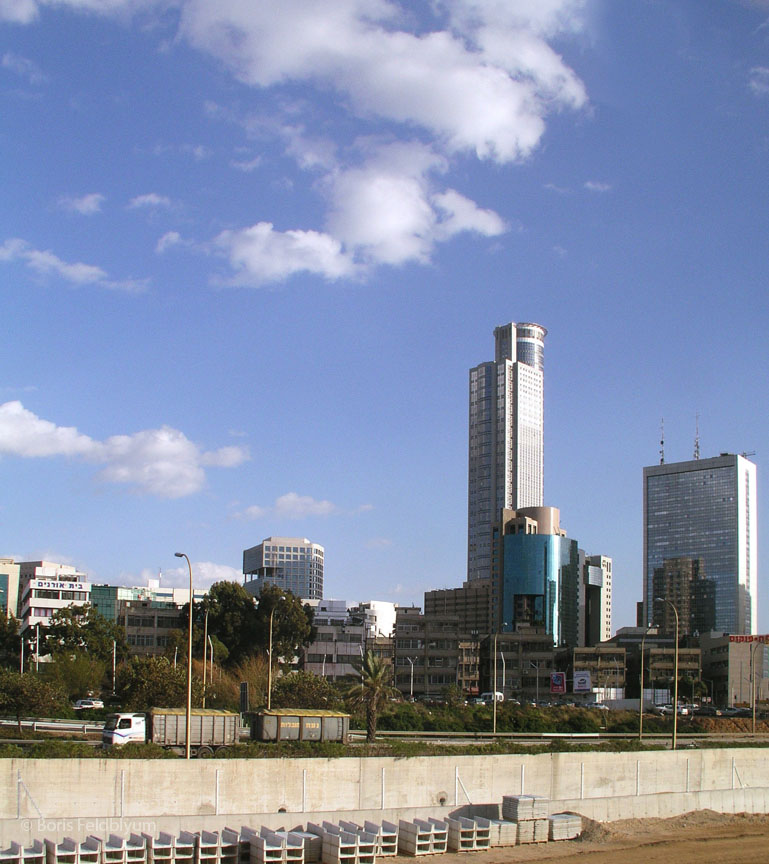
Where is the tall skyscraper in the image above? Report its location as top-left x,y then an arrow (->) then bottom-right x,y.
467,322 -> 546,582
243,536 -> 324,600
643,453 -> 757,634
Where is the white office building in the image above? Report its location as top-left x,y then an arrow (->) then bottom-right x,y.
18,561 -> 90,632
643,453 -> 758,634
468,322 -> 546,582
243,536 -> 324,600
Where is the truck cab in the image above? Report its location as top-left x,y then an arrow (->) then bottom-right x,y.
102,713 -> 146,747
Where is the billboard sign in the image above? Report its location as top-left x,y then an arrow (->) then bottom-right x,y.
550,672 -> 566,694
573,671 -> 592,692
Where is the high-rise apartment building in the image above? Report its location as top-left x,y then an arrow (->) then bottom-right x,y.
243,536 -> 324,600
643,453 -> 757,634
582,554 -> 613,646
468,322 -> 546,582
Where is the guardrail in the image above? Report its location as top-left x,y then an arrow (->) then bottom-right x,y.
0,717 -> 103,734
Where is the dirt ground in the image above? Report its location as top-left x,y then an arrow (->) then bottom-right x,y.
402,811 -> 769,864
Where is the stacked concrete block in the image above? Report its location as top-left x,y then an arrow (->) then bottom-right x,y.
335,825 -> 377,864
485,821 -> 518,848
307,825 -> 357,864
44,839 -> 78,864
175,834 -> 197,864
443,818 -> 478,853
197,832 -> 221,864
125,836 -> 147,864
547,814 -> 582,841
280,836 -> 319,864
469,819 -> 490,850
396,822 -> 429,857
141,835 -> 173,864
501,795 -> 533,821
364,823 -> 396,859
220,831 -> 247,864
249,830 -> 304,864
423,821 -> 447,855
397,820 -> 446,857
2,842 -> 44,864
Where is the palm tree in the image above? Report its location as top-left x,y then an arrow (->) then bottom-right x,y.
347,651 -> 398,742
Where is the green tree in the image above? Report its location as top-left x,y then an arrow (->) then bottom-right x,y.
116,655 -> 201,711
346,651 -> 398,742
0,615 -> 20,670
43,605 -> 129,664
0,669 -> 66,732
45,650 -> 107,700
255,584 -> 315,663
193,581 -> 260,666
271,671 -> 344,710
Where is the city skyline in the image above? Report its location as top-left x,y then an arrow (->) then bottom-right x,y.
1,2 -> 767,633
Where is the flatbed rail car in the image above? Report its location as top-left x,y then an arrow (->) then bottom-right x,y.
251,709 -> 350,744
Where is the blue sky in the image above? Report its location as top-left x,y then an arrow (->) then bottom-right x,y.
1,0 -> 768,634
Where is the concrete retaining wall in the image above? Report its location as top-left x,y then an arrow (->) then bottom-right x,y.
2,748 -> 769,846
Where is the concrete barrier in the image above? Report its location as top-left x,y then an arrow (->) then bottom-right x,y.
2,748 -> 769,846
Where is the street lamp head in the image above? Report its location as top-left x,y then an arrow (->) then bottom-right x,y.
175,552 -> 184,558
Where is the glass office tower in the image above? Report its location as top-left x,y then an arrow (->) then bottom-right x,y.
643,454 -> 757,634
468,322 -> 546,582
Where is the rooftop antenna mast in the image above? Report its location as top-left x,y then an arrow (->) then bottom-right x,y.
659,418 -> 665,465
694,412 -> 700,460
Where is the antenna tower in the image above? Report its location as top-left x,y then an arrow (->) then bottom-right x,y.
659,418 -> 665,464
694,412 -> 700,460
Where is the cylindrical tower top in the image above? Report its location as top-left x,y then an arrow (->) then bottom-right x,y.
515,322 -> 546,372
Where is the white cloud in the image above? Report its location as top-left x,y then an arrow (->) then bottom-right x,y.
2,50 -> 46,83
584,180 -> 611,192
326,141 -> 505,266
161,561 -> 243,589
5,0 -> 588,285
0,1 -> 38,25
236,492 -> 339,519
432,188 -> 507,239
230,154 -> 262,173
128,192 -> 172,209
215,222 -> 355,286
156,230 -> 184,253
236,504 -> 268,520
275,492 -> 337,518
0,237 -> 146,292
179,0 -> 587,163
748,66 -> 769,96
0,400 -> 249,498
58,193 -> 105,215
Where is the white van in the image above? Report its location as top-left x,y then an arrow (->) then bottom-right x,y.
479,691 -> 504,703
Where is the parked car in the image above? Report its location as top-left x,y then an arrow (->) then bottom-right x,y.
74,698 -> 104,710
652,704 -> 674,715
694,705 -> 722,717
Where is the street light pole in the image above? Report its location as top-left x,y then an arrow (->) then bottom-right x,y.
656,598 -> 679,750
175,552 -> 194,760
407,657 -> 415,700
639,626 -> 652,741
751,640 -> 762,736
202,608 -> 209,708
493,633 -> 498,734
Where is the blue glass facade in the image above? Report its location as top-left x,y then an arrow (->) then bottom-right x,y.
643,454 -> 757,634
500,533 -> 580,647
